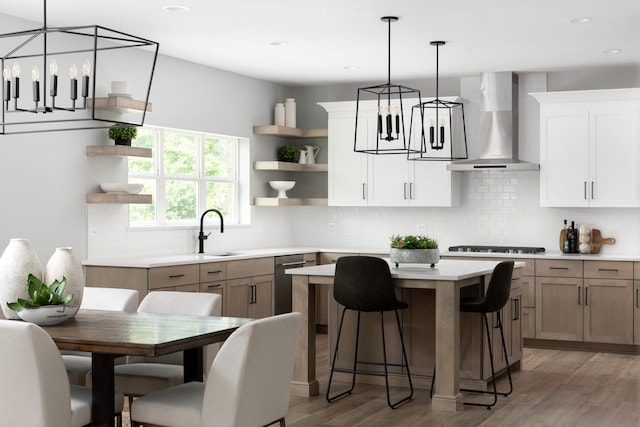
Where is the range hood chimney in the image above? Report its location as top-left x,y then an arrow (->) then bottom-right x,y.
447,72 -> 539,171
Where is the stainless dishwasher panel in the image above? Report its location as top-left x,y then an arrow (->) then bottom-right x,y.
274,254 -> 305,315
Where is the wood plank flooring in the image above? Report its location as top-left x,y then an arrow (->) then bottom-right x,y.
121,334 -> 640,426
285,335 -> 640,427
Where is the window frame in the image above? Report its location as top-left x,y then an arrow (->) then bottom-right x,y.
128,125 -> 250,228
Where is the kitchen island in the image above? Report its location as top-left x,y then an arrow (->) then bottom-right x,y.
287,259 -> 524,412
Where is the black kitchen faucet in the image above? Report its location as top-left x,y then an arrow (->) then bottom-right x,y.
198,208 -> 224,253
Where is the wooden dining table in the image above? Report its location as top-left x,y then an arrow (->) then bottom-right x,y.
42,309 -> 253,427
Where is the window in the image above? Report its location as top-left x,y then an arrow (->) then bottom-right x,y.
128,126 -> 249,227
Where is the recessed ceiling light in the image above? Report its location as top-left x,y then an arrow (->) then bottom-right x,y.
269,41 -> 289,47
568,16 -> 593,24
162,5 -> 189,12
602,48 -> 622,54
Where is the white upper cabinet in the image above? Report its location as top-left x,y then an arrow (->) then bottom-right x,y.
319,100 -> 460,207
532,89 -> 640,207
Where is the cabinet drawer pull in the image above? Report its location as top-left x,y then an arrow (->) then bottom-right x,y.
597,268 -> 618,272
207,284 -> 221,289
207,270 -> 222,274
169,274 -> 185,278
549,267 -> 569,270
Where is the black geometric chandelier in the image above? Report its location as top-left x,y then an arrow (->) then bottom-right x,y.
0,0 -> 158,135
408,41 -> 468,161
353,16 -> 421,155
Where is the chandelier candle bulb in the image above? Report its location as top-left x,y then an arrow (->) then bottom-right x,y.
395,108 -> 400,135
31,67 -> 40,103
440,118 -> 445,146
429,119 -> 435,144
386,112 -> 393,139
69,64 -> 78,100
3,67 -> 10,102
49,61 -> 57,97
12,63 -> 19,99
81,61 -> 90,98
378,109 -> 383,135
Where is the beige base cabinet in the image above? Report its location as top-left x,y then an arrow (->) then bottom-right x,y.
535,260 -> 633,345
85,256 -> 275,319
223,257 -> 274,319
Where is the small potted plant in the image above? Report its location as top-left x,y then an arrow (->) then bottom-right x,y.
389,234 -> 440,268
108,125 -> 138,146
277,145 -> 299,163
6,274 -> 76,325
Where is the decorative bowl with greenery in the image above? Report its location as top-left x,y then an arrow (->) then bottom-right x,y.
389,234 -> 440,267
277,145 -> 299,163
7,274 -> 76,325
108,125 -> 138,146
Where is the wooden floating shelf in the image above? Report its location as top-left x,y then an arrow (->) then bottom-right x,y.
86,145 -> 152,158
252,197 -> 328,207
88,96 -> 152,112
253,161 -> 327,172
252,125 -> 327,138
86,193 -> 152,204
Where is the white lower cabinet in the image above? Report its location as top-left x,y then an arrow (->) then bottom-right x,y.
320,100 -> 460,207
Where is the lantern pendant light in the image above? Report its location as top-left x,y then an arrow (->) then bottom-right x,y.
353,16 -> 422,155
408,41 -> 468,161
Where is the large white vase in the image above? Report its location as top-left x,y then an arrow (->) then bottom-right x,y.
44,247 -> 84,317
0,238 -> 43,319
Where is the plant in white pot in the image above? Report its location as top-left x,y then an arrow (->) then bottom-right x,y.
6,274 -> 76,325
389,234 -> 440,268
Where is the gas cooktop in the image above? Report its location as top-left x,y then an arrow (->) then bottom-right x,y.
448,245 -> 546,254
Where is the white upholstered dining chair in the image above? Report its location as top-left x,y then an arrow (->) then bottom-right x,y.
63,286 -> 140,386
0,319 -> 124,427
94,291 -> 222,409
130,312 -> 301,427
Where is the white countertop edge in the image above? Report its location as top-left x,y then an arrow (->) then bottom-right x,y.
286,259 -> 526,281
83,246 -> 640,268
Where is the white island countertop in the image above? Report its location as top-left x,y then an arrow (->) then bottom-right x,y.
287,259 -> 525,281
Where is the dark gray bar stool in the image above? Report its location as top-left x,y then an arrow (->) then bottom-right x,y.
326,256 -> 413,409
430,260 -> 514,409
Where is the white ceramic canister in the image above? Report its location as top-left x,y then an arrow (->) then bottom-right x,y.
285,98 -> 296,128
0,238 -> 42,319
274,103 -> 285,126
44,247 -> 84,317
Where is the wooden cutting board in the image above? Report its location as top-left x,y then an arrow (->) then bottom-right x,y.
590,229 -> 616,254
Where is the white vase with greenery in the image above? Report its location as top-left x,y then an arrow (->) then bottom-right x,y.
389,234 -> 440,268
0,238 -> 43,319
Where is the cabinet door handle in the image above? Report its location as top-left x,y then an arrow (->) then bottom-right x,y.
207,284 -> 221,289
636,288 -> 639,308
584,181 -> 587,200
512,298 -> 518,321
403,183 -> 408,200
585,286 -> 589,306
362,183 -> 366,200
577,286 -> 581,305
591,181 -> 594,199
207,270 -> 222,275
409,182 -> 414,199
169,274 -> 185,278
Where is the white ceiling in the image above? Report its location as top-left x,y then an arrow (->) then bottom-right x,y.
2,0 -> 639,86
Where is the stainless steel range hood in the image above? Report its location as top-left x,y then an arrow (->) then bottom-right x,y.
447,72 -> 539,171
